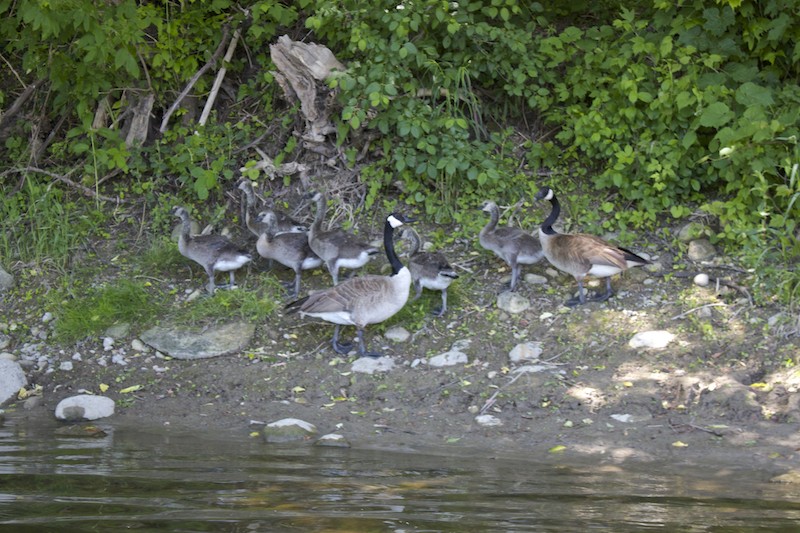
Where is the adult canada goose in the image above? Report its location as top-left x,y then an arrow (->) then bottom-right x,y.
285,212 -> 414,358
306,190 -> 379,285
534,186 -> 650,306
255,211 -> 322,298
237,179 -> 303,238
171,206 -> 253,295
399,227 -> 458,316
479,200 -> 544,291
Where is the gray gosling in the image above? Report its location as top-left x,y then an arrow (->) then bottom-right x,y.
255,211 -> 323,299
534,186 -> 650,306
306,190 -> 379,285
479,200 -> 544,292
238,179 -> 304,238
285,212 -> 414,358
171,206 -> 252,295
399,227 -> 458,317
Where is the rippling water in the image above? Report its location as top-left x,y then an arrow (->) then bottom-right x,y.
1,414 -> 799,532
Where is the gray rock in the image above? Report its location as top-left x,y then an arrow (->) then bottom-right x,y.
524,273 -> 548,285
0,359 -> 27,404
140,321 -> 255,360
628,330 -> 676,349
0,334 -> 9,351
59,361 -> 74,371
384,326 -> 410,343
496,291 -> 530,314
41,312 -> 54,323
23,396 -> 43,410
429,350 -> 468,367
677,221 -> 711,242
0,265 -> 13,292
351,356 -> 396,374
104,322 -> 131,339
0,352 -> 15,361
262,418 -> 317,443
688,238 -> 716,262
509,341 -> 543,363
55,395 -> 115,421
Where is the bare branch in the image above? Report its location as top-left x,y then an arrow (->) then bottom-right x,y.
159,25 -> 231,133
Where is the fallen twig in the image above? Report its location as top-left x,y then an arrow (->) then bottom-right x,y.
4,167 -> 126,203
670,302 -> 727,320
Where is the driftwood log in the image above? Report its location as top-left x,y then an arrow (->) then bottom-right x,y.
269,35 -> 345,144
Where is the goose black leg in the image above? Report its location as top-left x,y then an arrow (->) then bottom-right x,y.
356,328 -> 382,358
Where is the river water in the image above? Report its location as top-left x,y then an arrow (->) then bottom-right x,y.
1,414 -> 799,532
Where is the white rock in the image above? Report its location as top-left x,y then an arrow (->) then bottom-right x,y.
41,312 -> 54,323
694,273 -> 710,287
131,339 -> 149,352
111,354 -> 127,366
628,330 -> 676,349
475,414 -> 503,427
352,356 -> 395,374
429,350 -> 468,367
268,418 -> 316,431
509,341 -> 543,363
55,394 -> 115,421
103,337 -> 114,351
59,361 -> 73,371
72,352 -> 82,361
384,326 -> 411,343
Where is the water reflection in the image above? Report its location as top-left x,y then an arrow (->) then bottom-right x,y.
0,414 -> 798,531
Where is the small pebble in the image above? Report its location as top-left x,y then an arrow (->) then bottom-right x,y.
694,273 -> 710,287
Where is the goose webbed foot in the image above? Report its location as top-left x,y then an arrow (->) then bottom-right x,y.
331,326 -> 353,354
430,305 -> 446,317
356,329 -> 383,358
587,289 -> 613,303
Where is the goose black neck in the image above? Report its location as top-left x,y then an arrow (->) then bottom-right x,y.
542,194 -> 560,235
384,219 -> 404,275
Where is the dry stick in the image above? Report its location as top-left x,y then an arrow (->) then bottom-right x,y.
6,167 -> 126,203
198,27 -> 241,127
0,78 -> 44,140
670,302 -> 727,320
159,25 -> 231,133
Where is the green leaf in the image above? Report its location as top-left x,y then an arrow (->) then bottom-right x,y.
698,102 -> 733,128
735,82 -> 774,107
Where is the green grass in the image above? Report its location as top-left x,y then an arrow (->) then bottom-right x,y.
171,272 -> 285,325
52,278 -> 165,343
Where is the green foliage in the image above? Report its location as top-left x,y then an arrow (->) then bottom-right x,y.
0,177 -> 100,267
52,279 -> 163,343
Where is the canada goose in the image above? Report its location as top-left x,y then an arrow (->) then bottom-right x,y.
399,227 -> 458,316
237,179 -> 304,238
171,206 -> 253,295
255,211 -> 323,298
306,190 -> 379,285
479,200 -> 544,291
285,212 -> 414,358
534,186 -> 650,306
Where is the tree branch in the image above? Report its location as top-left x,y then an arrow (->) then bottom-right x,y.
3,167 -> 128,203
159,25 -> 231,133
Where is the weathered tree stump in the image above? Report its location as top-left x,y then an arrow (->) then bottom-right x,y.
270,35 -> 345,144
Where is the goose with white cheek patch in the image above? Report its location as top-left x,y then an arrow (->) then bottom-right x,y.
285,212 -> 414,358
534,187 -> 650,306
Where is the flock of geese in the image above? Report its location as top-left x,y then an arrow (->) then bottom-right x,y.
171,182 -> 650,357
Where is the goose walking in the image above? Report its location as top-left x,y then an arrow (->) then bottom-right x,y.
534,186 -> 650,306
255,211 -> 322,298
285,212 -> 414,358
238,179 -> 304,238
171,206 -> 252,295
399,227 -> 458,316
306,191 -> 379,285
479,200 -> 544,291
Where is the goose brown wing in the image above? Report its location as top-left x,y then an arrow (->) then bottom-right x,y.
575,234 -> 629,270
